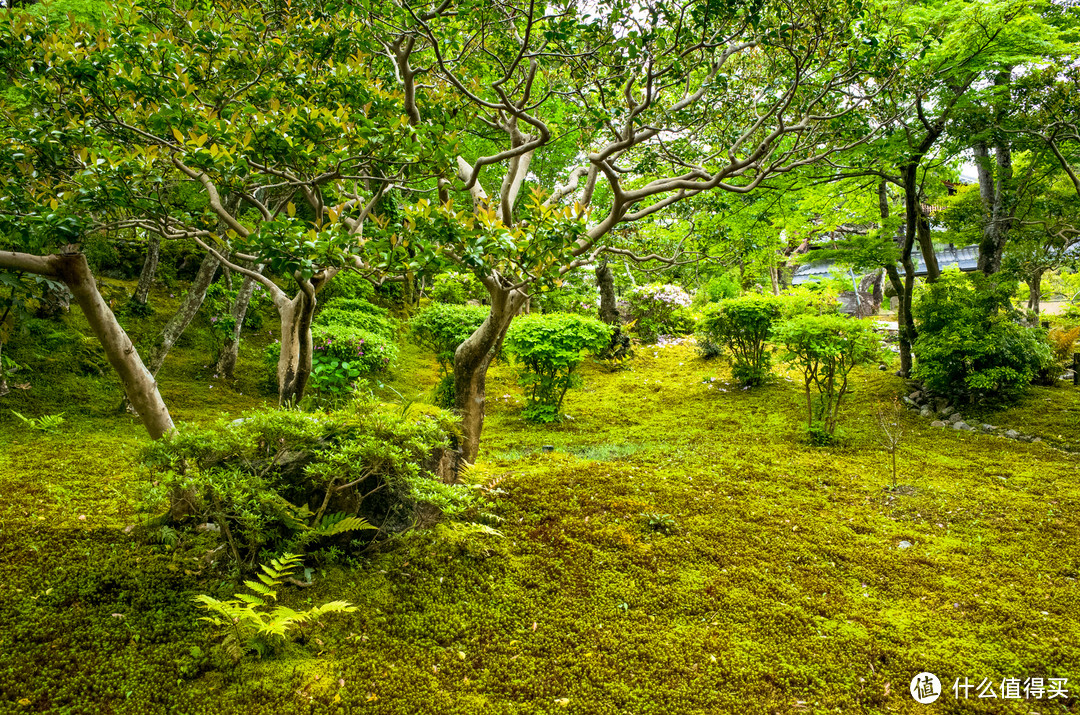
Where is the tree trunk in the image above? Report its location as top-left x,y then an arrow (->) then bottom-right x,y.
214,270 -> 260,379
0,341 -> 7,397
976,68 -> 1016,275
596,260 -> 618,325
885,264 -> 914,375
276,289 -> 317,406
0,251 -> 174,438
147,252 -> 220,376
915,209 -> 939,281
453,283 -> 528,463
880,180 -> 915,376
1027,269 -> 1044,316
132,235 -> 160,306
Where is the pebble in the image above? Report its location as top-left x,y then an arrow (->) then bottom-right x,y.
898,541 -> 913,550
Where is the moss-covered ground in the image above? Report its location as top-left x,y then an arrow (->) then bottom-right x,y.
1,296 -> 1078,714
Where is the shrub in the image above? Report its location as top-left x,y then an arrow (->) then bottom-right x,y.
626,283 -> 693,342
320,296 -> 384,315
1037,326 -> 1078,384
775,313 -> 879,441
429,271 -> 484,305
504,313 -> 612,423
778,283 -> 841,319
1062,301 -> 1080,326
141,401 -> 468,566
314,304 -> 398,341
693,272 -> 740,306
697,296 -> 780,386
912,271 -> 1053,403
532,274 -> 596,315
309,323 -> 397,397
317,271 -> 377,304
408,303 -> 490,407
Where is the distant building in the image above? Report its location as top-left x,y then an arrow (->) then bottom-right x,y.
791,245 -> 982,285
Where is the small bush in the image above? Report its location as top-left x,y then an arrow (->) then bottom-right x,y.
693,272 -> 740,306
505,313 -> 612,423
697,296 -> 780,386
317,271 -> 377,304
912,271 -> 1053,403
626,283 -> 693,343
309,323 -> 397,396
775,313 -> 879,440
409,303 -> 490,407
778,283 -> 841,319
429,271 -> 484,305
314,306 -> 397,341
141,401 -> 467,566
1038,326 -> 1078,384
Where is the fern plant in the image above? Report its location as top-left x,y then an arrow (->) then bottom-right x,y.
194,553 -> 356,661
11,410 -> 65,434
275,499 -> 377,551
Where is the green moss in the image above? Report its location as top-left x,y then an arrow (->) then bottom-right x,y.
0,309 -> 1078,713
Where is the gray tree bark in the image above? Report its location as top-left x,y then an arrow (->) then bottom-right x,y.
214,269 -> 261,379
0,250 -> 174,438
453,280 -> 528,463
132,235 -> 160,306
147,252 -> 220,376
595,260 -> 618,325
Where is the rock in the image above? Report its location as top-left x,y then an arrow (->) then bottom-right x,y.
889,296 -> 899,311
947,413 -> 963,424
898,540 -> 913,550
901,396 -> 918,408
837,290 -> 879,318
919,407 -> 934,419
980,424 -> 996,433
879,363 -> 889,371
230,418 -> 246,426
1018,434 -> 1033,443
1004,429 -> 1020,439
934,398 -> 950,413
196,522 -> 220,534
952,421 -> 972,431
930,420 -> 946,428
1032,437 -> 1043,443
894,370 -> 904,377
908,390 -> 922,402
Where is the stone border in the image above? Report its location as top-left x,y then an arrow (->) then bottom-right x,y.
898,384 -> 1079,452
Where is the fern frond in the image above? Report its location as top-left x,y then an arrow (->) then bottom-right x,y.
235,593 -> 267,607
314,515 -> 376,537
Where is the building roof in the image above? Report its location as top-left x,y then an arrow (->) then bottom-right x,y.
791,244 -> 982,285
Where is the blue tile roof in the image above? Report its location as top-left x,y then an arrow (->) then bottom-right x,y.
791,245 -> 982,285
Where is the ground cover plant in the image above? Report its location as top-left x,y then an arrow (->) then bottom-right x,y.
1,300 -> 1078,713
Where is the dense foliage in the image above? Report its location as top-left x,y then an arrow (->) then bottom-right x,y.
504,313 -> 612,423
912,271 -> 1053,403
697,296 -> 781,387
408,303 -> 490,407
626,284 -> 694,343
775,314 -> 879,442
140,401 -> 467,567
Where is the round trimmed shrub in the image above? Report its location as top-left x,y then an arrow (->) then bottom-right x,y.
505,313 -> 612,423
697,295 -> 780,386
